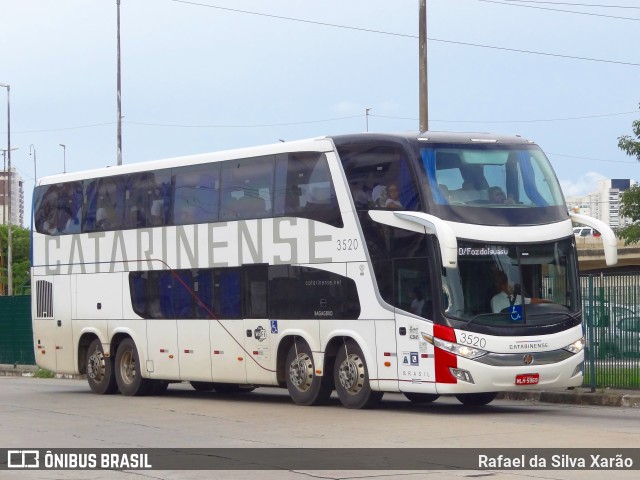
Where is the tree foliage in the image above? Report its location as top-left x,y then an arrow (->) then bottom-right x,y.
618,186 -> 640,245
617,104 -> 640,245
0,225 -> 31,295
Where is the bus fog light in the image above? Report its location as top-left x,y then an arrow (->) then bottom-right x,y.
449,367 -> 474,384
563,337 -> 585,354
572,362 -> 584,377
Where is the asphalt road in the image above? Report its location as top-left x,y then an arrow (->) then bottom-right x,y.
1,376 -> 639,480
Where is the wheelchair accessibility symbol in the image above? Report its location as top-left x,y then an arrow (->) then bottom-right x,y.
509,305 -> 523,321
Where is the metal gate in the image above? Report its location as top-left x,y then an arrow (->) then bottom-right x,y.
0,295 -> 35,365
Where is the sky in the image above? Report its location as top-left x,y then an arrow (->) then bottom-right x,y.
1,0 -> 639,227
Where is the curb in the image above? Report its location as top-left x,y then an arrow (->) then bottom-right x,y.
498,389 -> 640,408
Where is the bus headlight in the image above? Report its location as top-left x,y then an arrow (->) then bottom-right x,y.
563,337 -> 585,354
423,334 -> 488,360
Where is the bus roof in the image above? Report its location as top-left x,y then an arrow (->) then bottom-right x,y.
36,131 -> 537,187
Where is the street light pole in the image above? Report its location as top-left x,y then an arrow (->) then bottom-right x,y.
116,0 -> 123,166
59,144 -> 66,173
0,82 -> 13,296
1,147 -> 18,225
365,108 -> 372,132
30,144 -> 37,183
419,0 -> 429,132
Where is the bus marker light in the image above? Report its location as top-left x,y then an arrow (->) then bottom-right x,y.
316,370 -> 322,375
421,353 -> 428,358
384,361 -> 391,367
253,351 -> 259,355
168,355 -> 174,359
449,367 -> 474,384
237,357 -> 243,361
41,350 -> 45,354
184,350 -> 193,354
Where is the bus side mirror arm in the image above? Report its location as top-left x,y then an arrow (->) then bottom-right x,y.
570,213 -> 618,266
367,210 -> 458,268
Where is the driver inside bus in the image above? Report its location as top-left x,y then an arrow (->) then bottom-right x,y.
491,271 -> 550,313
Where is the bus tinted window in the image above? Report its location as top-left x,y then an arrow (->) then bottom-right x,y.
130,265 -> 361,320
220,156 -> 275,221
34,182 -> 83,235
173,164 -> 220,225
338,144 -> 421,211
84,176 -> 126,232
274,152 -> 342,227
125,170 -> 171,229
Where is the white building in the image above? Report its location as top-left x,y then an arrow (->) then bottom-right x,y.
566,178 -> 637,229
0,167 -> 24,227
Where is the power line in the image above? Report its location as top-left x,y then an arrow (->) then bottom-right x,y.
372,110 -> 640,124
6,110 -> 638,134
124,115 -> 362,129
479,0 -> 640,20
501,1 -> 640,10
168,0 -> 640,66
548,152 -> 637,164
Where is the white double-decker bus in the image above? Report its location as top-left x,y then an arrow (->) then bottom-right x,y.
31,132 -> 617,408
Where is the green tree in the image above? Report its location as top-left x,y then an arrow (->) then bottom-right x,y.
0,224 -> 31,295
617,104 -> 640,245
618,104 -> 640,161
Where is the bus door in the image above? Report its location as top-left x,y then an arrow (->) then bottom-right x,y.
393,258 -> 438,394
52,275 -> 75,373
242,265 -> 274,385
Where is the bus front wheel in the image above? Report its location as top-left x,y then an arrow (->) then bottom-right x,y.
115,338 -> 152,396
455,392 -> 497,406
334,340 -> 382,409
285,341 -> 332,406
86,338 -> 118,395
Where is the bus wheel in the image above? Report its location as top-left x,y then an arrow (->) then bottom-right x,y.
455,392 -> 497,406
334,340 -> 382,409
115,338 -> 152,396
404,392 -> 439,404
191,382 -> 215,392
285,341 -> 332,406
86,338 -> 118,394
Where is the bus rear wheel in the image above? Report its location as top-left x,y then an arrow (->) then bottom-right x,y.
334,340 -> 382,409
455,392 -> 497,406
285,340 -> 332,406
115,338 -> 152,396
86,338 -> 118,394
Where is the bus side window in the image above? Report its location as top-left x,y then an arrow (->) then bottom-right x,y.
274,152 -> 342,227
220,156 -> 274,221
84,177 -> 125,232
173,164 -> 220,225
34,185 -> 60,235
125,171 -> 172,229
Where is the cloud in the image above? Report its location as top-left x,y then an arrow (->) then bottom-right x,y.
560,172 -> 606,197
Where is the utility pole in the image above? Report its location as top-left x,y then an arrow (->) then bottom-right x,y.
116,0 -> 123,166
419,0 -> 429,132
0,83 -> 12,296
365,108 -> 372,132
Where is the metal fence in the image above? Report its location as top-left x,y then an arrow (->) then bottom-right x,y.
581,272 -> 640,390
0,295 -> 35,365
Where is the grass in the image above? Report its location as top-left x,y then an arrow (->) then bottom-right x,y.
33,368 -> 55,378
584,367 -> 640,389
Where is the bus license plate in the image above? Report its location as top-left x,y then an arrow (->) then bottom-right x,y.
515,373 -> 539,386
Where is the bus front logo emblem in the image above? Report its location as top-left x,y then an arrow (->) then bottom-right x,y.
523,354 -> 534,365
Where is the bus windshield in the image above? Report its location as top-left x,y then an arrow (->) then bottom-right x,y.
418,143 -> 567,225
441,239 -> 579,326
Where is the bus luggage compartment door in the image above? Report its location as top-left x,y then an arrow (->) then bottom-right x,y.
53,275 -> 75,373
395,312 -> 437,394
